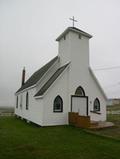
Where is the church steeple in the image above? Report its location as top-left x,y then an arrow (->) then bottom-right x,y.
56,27 -> 92,66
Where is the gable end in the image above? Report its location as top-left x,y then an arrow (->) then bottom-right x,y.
34,63 -> 69,97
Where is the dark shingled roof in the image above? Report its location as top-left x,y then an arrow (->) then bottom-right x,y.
16,56 -> 58,93
56,27 -> 92,41
34,63 -> 69,97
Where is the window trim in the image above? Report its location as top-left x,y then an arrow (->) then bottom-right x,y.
53,95 -> 63,113
93,98 -> 100,112
75,86 -> 85,96
90,110 -> 101,115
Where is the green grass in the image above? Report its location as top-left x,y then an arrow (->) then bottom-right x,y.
107,104 -> 120,111
0,117 -> 120,159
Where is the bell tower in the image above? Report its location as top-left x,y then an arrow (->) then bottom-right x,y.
56,26 -> 92,96
56,27 -> 92,67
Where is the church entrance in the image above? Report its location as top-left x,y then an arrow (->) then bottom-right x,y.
71,86 -> 88,116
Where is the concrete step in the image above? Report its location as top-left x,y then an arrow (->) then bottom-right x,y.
89,121 -> 114,130
90,121 -> 99,127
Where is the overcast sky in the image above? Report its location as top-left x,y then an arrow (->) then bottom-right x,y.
1,0 -> 120,106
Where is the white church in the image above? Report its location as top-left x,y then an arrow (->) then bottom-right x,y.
15,26 -> 107,127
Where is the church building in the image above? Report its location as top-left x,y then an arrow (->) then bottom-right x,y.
15,26 -> 107,126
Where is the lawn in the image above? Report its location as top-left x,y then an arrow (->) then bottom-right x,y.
0,117 -> 120,159
107,104 -> 120,111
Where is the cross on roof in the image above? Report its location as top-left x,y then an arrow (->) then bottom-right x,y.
69,16 -> 77,27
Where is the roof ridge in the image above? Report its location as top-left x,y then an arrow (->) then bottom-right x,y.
56,27 -> 92,41
32,56 -> 58,75
69,27 -> 92,37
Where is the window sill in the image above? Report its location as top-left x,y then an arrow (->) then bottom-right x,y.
53,110 -> 63,113
90,110 -> 101,115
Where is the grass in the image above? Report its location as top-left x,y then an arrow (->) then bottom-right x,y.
0,117 -> 120,159
107,104 -> 120,111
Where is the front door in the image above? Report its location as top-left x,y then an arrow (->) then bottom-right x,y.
71,95 -> 88,116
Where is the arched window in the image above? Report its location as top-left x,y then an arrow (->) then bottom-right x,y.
16,96 -> 18,108
75,86 -> 85,96
26,92 -> 29,110
94,98 -> 100,111
53,95 -> 63,112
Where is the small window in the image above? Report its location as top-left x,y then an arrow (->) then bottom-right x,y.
94,98 -> 100,111
20,95 -> 22,109
75,86 -> 85,96
26,92 -> 29,110
53,95 -> 63,112
79,34 -> 81,39
16,96 -> 18,108
64,35 -> 66,40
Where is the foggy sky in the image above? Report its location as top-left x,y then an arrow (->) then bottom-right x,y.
1,0 -> 120,106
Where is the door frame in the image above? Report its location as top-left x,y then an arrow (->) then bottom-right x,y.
71,95 -> 89,116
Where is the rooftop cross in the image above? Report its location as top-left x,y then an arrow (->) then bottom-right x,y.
69,16 -> 77,27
